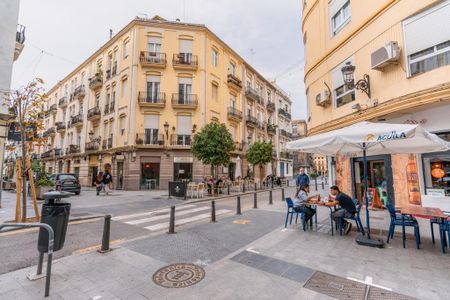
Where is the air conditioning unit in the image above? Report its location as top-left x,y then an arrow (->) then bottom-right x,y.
315,90 -> 330,107
371,41 -> 401,71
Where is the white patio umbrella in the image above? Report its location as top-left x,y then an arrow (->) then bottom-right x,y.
234,156 -> 242,179
287,121 -> 450,246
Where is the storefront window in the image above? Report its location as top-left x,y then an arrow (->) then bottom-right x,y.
422,132 -> 450,196
141,163 -> 160,189
174,163 -> 192,182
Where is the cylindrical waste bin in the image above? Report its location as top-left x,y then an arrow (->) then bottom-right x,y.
37,202 -> 71,252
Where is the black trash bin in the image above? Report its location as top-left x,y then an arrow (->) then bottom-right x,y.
37,202 -> 71,253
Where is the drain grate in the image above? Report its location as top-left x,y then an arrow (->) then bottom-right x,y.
304,271 -> 367,300
368,287 -> 416,300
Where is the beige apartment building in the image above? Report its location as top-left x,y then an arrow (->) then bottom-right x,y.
35,16 -> 293,190
302,0 -> 450,208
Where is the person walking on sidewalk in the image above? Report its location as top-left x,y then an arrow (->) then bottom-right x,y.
293,184 -> 317,224
330,186 -> 357,235
103,170 -> 113,195
296,168 -> 310,189
95,172 -> 104,196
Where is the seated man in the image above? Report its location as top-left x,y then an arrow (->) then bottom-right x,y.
330,186 -> 357,235
293,184 -> 317,224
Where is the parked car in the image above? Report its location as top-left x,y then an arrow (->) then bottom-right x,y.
49,173 -> 81,195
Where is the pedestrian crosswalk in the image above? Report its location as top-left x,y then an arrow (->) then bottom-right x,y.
112,204 -> 232,232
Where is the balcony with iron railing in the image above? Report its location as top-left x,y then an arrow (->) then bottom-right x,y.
138,92 -> 166,108
14,24 -> 26,61
70,114 -> 83,128
55,122 -> 66,132
73,85 -> 86,100
104,103 -> 111,115
257,121 -> 267,131
87,106 -> 101,121
172,53 -> 198,70
55,148 -> 64,157
279,151 -> 294,160
135,133 -> 164,147
278,108 -> 292,120
171,94 -> 198,109
43,127 -> 56,137
267,124 -> 276,135
67,144 -> 80,155
245,86 -> 261,103
48,104 -> 57,115
279,129 -> 292,139
227,107 -> 243,122
102,139 -> 107,150
267,101 -> 275,112
140,52 -> 167,68
89,73 -> 103,90
227,74 -> 242,90
58,96 -> 68,108
85,140 -> 100,152
41,150 -> 53,159
245,115 -> 258,128
107,137 -> 113,149
170,134 -> 191,147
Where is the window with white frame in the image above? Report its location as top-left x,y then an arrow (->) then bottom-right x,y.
229,62 -> 235,75
212,49 -> 218,67
404,1 -> 450,76
123,39 -> 129,59
120,117 -> 126,136
329,0 -> 351,36
121,78 -> 127,97
331,57 -> 355,108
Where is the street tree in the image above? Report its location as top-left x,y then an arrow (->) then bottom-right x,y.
4,78 -> 47,221
191,122 -> 235,179
246,141 -> 273,182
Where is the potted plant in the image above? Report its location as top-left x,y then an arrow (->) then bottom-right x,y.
35,175 -> 55,199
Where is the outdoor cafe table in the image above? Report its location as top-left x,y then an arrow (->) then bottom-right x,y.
304,200 -> 339,236
400,206 -> 447,249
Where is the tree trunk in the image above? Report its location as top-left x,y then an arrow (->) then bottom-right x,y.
19,111 -> 27,222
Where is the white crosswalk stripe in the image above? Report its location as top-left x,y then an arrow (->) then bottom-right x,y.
112,204 -> 232,232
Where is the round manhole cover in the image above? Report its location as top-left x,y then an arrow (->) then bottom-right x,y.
152,263 -> 205,288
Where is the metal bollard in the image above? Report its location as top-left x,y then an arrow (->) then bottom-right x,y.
211,201 -> 216,222
322,181 -> 325,190
99,215 -> 112,253
227,185 -> 230,195
269,190 -> 273,205
236,196 -> 241,215
254,183 -> 257,191
168,206 -> 176,234
281,188 -> 285,201
253,192 -> 258,209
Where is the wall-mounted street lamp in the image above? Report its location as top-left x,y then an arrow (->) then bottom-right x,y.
341,62 -> 371,98
163,121 -> 169,139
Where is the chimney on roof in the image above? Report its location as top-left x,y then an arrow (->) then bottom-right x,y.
109,29 -> 113,39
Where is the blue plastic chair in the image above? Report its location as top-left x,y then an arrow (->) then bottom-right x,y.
338,199 -> 365,236
430,211 -> 450,244
285,197 -> 306,230
439,219 -> 450,253
386,202 -> 420,249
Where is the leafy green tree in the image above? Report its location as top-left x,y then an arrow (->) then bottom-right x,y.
246,141 -> 273,182
191,123 -> 235,179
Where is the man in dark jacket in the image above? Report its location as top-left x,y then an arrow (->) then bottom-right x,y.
330,186 -> 357,235
296,168 -> 310,188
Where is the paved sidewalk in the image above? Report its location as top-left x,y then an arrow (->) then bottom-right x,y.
1,195 -> 449,300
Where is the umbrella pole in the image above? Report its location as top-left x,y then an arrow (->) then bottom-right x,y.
363,145 -> 371,238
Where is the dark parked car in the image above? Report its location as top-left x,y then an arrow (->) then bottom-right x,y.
49,173 -> 81,195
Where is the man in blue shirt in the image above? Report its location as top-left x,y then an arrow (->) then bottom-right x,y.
296,168 -> 310,188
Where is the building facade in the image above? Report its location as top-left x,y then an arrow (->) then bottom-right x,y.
34,16 -> 292,190
291,119 -> 312,173
302,0 -> 450,208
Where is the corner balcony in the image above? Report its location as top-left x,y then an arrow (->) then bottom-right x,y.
170,134 -> 191,148
74,85 -> 86,101
140,52 -> 167,68
245,115 -> 258,128
245,86 -> 261,103
227,107 -> 243,122
58,96 -> 68,108
278,108 -> 292,120
87,106 -> 101,121
138,92 -> 166,108
227,74 -> 242,91
70,114 -> 84,128
135,133 -> 164,148
89,73 -> 103,90
267,101 -> 275,112
85,140 -> 100,152
172,53 -> 198,71
171,94 -> 198,109
14,24 -> 25,61
55,122 -> 66,133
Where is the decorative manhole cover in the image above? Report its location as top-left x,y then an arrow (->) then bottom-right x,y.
233,219 -> 251,224
152,263 -> 205,288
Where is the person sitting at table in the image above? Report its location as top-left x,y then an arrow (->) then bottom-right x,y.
330,186 -> 357,235
293,184 -> 317,224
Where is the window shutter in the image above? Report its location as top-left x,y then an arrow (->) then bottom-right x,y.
178,77 -> 192,85
403,1 -> 450,55
144,115 -> 159,129
148,36 -> 162,44
179,39 -> 193,53
177,116 -> 192,134
329,0 -> 348,19
147,75 -> 160,83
